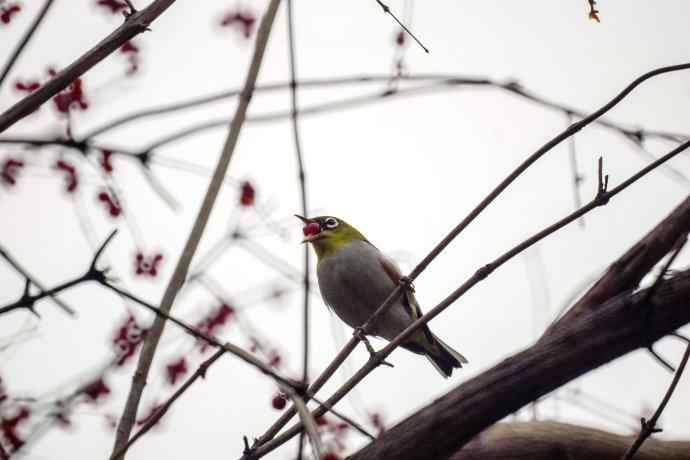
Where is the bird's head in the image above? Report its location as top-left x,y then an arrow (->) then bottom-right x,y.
295,215 -> 367,259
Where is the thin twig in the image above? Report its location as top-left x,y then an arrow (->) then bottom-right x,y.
0,243 -> 76,316
309,395 -> 376,441
100,281 -> 301,389
110,349 -> 225,460
0,230 -> 116,316
245,64 -> 690,453
0,0 -> 56,89
621,342 -> 690,459
76,73 -> 687,144
375,0 -> 428,53
566,113 -> 585,227
0,0 -> 177,133
283,386 -> 323,460
108,2 -> 282,458
286,0 -> 311,384
286,1 -> 312,456
122,0 -> 137,14
244,139 -> 690,458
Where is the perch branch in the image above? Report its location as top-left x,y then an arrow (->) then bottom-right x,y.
347,270 -> 690,460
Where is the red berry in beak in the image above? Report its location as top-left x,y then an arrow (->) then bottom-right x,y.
302,222 -> 320,237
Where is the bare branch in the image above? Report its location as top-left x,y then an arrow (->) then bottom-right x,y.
110,349 -> 225,460
0,0 -> 56,89
283,386 -> 323,460
0,230 -> 116,316
374,0 -> 428,53
108,2 -> 283,457
347,270 -> 690,460
547,193 -> 690,335
0,242 -> 75,316
0,0 -> 177,133
245,138 -> 690,458
246,65 -> 690,453
622,342 -> 690,460
451,421 -> 690,459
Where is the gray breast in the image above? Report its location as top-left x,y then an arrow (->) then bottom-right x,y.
317,240 -> 413,339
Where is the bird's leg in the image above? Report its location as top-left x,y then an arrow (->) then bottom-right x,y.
353,327 -> 394,368
353,327 -> 376,354
399,275 -> 415,293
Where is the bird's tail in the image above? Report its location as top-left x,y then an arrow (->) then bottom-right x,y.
424,334 -> 468,378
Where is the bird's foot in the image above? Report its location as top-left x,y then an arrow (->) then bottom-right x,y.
353,327 -> 394,368
399,275 -> 415,293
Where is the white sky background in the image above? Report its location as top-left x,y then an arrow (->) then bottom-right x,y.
1,1 -> 690,459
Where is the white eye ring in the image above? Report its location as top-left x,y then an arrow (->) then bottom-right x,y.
324,217 -> 338,229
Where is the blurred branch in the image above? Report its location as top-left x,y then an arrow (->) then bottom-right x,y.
108,1 -> 282,458
283,385 -> 323,460
244,64 -> 690,455
286,0 -> 311,388
78,73 -> 689,147
0,0 -> 56,89
0,243 -> 76,316
0,0 -> 177,133
347,270 -> 690,460
286,0 -> 313,453
374,0 -> 428,53
566,113 -> 585,226
100,282 -> 302,390
245,138 -> 690,458
449,421 -> 690,460
111,349 -> 226,460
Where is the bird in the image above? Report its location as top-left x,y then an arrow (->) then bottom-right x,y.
296,214 -> 467,377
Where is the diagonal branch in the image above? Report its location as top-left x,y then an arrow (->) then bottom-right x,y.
246,64 -> 690,453
546,193 -> 690,335
108,1 -> 282,458
0,230 -> 116,316
621,340 -> 690,459
0,0 -> 177,133
0,242 -> 76,316
348,270 -> 690,460
245,139 -> 690,458
0,0 -> 56,89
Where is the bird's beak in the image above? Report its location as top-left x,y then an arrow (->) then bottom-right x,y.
294,214 -> 311,224
295,214 -> 322,244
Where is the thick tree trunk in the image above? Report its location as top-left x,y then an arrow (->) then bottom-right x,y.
450,421 -> 690,460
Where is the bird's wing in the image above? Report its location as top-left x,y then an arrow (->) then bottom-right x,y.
378,253 -> 434,344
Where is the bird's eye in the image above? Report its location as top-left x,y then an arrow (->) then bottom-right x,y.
324,217 -> 338,229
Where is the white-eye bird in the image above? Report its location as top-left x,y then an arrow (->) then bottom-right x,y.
296,215 -> 467,377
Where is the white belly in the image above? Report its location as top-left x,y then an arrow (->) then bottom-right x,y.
316,240 -> 414,340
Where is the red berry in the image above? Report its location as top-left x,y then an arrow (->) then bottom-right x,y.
271,394 -> 286,410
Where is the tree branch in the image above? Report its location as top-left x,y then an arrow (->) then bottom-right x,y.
547,194 -> 690,334
245,65 -> 690,452
0,0 -> 177,133
0,242 -> 76,316
449,421 -> 690,460
0,0 -> 55,89
244,138 -> 690,458
347,270 -> 690,460
621,341 -> 690,459
108,1 -> 282,457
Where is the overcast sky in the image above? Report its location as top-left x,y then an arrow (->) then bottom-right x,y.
1,1 -> 690,459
